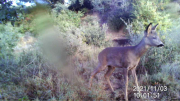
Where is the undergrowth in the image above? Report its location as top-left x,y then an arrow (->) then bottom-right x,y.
0,0 -> 180,100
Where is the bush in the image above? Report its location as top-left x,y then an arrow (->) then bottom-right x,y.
81,15 -> 111,47
53,9 -> 83,32
0,1 -> 25,25
16,4 -> 52,36
0,23 -> 22,58
52,2 -> 68,15
132,0 -> 172,33
164,2 -> 180,19
0,40 -> 111,100
144,63 -> 180,99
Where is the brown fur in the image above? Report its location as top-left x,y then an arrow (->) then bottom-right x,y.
88,23 -> 164,101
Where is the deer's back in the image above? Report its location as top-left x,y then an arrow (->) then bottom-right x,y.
98,47 -> 140,69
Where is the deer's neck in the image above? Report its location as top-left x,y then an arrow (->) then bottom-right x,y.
134,38 -> 150,58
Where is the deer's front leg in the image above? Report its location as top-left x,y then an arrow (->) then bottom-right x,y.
131,68 -> 140,93
104,66 -> 115,92
124,68 -> 129,101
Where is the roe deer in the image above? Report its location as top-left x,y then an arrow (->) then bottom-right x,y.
88,23 -> 164,101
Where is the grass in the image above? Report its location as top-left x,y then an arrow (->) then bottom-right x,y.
0,1 -> 180,100
0,40 -> 112,100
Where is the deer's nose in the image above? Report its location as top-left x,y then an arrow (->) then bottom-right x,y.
157,44 -> 164,47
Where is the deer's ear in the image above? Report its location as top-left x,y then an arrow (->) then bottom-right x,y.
145,23 -> 152,36
152,24 -> 158,30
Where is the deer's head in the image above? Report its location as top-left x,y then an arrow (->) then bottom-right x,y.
144,23 -> 164,47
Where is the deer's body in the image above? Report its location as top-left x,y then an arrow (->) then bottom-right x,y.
88,23 -> 164,101
99,45 -> 146,69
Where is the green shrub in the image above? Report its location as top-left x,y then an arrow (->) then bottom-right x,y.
164,2 -> 180,19
81,15 -> 110,47
132,0 -> 172,33
146,63 -> 180,99
52,2 -> 68,15
17,4 -> 52,36
0,44 -> 110,100
0,23 -> 22,58
18,17 -> 35,34
0,1 -> 26,25
53,9 -> 83,32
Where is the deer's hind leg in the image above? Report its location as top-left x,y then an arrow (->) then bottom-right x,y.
123,68 -> 129,101
131,68 -> 140,93
89,63 -> 105,89
104,66 -> 115,92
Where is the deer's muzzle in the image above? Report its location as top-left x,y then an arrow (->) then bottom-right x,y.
157,44 -> 164,47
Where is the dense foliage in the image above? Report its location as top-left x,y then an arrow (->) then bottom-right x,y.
0,0 -> 180,100
132,0 -> 172,33
0,1 -> 25,25
0,23 -> 22,58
